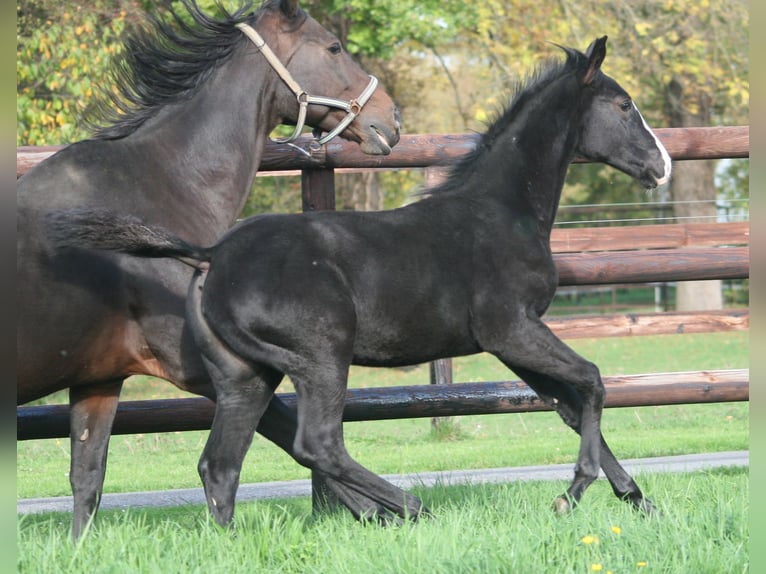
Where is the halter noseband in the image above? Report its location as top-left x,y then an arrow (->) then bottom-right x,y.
236,22 -> 379,145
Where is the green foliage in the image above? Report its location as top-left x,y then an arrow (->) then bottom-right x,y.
305,0 -> 474,58
16,1 -> 132,145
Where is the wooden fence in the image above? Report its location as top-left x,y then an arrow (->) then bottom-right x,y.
16,126 -> 749,441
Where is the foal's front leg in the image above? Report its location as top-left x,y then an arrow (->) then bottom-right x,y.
515,368 -> 654,514
492,319 -> 605,511
513,366 -> 655,513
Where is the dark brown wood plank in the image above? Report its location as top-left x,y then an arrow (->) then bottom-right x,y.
301,168 -> 336,212
554,246 -> 749,285
17,369 -> 748,440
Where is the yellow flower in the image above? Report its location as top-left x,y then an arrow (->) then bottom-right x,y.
591,565 -> 603,572
581,535 -> 600,545
610,525 -> 622,535
637,561 -> 648,567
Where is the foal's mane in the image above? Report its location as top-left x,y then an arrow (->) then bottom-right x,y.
89,0 -> 269,140
426,47 -> 585,197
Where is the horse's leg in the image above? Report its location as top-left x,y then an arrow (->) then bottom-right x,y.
255,398 -> 379,515
196,353 -> 281,527
597,435 -> 655,513
492,319 -> 605,511
512,365 -> 654,513
187,267 -> 393,521
68,379 -> 123,539
288,366 -> 428,523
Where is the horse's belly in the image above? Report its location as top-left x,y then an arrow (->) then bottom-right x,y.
351,312 -> 477,367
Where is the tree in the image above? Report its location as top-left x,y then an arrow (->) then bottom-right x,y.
16,0 -> 139,145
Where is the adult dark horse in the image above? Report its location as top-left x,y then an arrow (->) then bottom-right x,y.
18,0 -> 400,538
48,36 -> 672,528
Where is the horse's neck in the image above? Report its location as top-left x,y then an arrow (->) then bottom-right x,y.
483,108 -> 580,235
129,56 -> 279,241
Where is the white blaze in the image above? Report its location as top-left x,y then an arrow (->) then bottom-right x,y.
634,102 -> 672,186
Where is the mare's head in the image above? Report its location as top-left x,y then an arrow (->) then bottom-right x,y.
569,36 -> 671,187
250,0 -> 400,154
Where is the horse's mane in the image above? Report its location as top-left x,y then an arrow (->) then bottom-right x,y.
425,47 -> 585,197
89,0 -> 268,140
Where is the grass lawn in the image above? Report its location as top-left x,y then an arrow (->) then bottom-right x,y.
18,467 -> 748,573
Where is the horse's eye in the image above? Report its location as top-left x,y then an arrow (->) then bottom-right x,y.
328,43 -> 342,55
620,99 -> 633,112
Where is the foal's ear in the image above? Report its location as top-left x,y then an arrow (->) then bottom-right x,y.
279,0 -> 300,19
582,36 -> 607,85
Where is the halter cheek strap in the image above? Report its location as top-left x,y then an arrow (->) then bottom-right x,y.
235,22 -> 378,145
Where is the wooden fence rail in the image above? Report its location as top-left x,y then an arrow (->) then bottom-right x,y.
16,126 -> 749,177
18,369 -> 748,440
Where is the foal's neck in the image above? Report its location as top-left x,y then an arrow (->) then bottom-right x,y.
483,86 -> 583,236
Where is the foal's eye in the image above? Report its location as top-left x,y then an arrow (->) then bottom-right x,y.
619,99 -> 633,112
328,43 -> 342,55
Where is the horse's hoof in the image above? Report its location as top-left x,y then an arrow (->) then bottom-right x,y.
636,497 -> 660,517
552,495 -> 573,515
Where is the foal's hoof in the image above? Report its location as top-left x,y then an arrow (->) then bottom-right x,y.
552,495 -> 574,515
634,497 -> 660,517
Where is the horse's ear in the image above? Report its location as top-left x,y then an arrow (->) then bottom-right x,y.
582,36 -> 607,85
279,0 -> 300,19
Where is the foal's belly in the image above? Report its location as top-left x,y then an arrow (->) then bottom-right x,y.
350,310 -> 479,368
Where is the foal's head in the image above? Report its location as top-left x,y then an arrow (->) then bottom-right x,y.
251,0 -> 400,154
571,36 -> 671,188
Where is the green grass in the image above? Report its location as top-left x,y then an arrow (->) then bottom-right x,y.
18,467 -> 748,573
17,332 -> 748,498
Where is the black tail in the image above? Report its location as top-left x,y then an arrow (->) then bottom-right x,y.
45,208 -> 212,269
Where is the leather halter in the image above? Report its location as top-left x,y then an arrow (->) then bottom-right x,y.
236,22 -> 378,145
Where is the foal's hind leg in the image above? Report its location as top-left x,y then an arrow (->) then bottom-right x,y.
197,356 -> 281,527
255,399 -> 395,516
68,379 -> 123,539
288,365 -> 427,523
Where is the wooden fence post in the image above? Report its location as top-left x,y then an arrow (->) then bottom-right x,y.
302,168 -> 336,212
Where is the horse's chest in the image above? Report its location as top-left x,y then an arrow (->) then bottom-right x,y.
474,245 -> 558,316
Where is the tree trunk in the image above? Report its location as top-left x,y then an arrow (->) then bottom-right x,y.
665,77 -> 722,311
